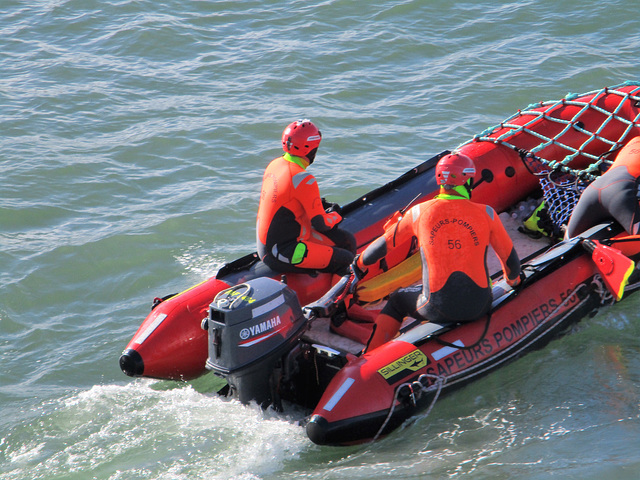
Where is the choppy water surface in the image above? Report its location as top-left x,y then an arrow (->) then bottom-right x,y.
1,1 -> 639,478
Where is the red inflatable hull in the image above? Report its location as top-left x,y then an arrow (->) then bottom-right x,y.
307,227 -> 640,445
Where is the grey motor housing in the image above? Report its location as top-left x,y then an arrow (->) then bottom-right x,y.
205,277 -> 306,407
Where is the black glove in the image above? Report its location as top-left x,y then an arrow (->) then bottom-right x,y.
322,197 -> 342,214
507,270 -> 526,290
348,255 -> 367,293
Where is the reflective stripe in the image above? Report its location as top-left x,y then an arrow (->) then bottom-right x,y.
133,313 -> 167,345
252,294 -> 285,317
272,245 -> 291,264
323,377 -> 355,411
292,171 -> 315,189
431,340 -> 465,360
411,204 -> 420,222
485,205 -> 495,219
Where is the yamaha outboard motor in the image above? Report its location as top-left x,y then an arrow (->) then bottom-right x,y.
204,277 -> 306,408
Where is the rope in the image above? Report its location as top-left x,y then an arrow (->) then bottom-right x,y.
372,373 -> 446,442
539,175 -> 588,231
213,282 -> 251,309
590,275 -> 616,306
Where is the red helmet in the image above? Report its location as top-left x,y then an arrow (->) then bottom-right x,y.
282,119 -> 322,160
436,153 -> 476,186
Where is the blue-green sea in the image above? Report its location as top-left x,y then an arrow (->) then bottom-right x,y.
1,1 -> 639,479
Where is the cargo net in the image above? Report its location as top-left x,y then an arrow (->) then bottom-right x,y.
534,170 -> 588,237
459,81 -> 640,236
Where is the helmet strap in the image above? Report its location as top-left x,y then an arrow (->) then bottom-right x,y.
463,178 -> 474,197
306,148 -> 318,165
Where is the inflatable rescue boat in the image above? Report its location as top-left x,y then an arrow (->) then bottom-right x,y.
120,82 -> 640,445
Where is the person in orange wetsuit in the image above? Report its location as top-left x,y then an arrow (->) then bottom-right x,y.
357,153 -> 522,352
566,136 -> 640,238
257,119 -> 356,274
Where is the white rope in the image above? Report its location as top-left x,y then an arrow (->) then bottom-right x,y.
590,274 -> 616,306
372,372 -> 447,442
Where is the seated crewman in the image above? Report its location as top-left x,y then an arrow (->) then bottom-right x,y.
356,153 -> 521,352
257,119 -> 356,274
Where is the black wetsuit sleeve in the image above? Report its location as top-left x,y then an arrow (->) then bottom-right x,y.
505,246 -> 521,282
360,236 -> 388,266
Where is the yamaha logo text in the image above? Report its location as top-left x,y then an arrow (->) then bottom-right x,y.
239,315 -> 282,341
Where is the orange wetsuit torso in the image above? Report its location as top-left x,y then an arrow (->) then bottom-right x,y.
256,154 -> 350,272
365,194 -> 520,323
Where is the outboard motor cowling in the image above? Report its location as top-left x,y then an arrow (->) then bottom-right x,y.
205,277 -> 306,408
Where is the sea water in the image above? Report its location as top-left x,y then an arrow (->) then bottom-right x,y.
1,1 -> 639,479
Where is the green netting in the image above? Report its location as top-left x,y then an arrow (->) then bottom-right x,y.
459,81 -> 640,230
460,81 -> 640,179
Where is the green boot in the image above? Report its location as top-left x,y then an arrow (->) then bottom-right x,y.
520,201 -> 554,238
